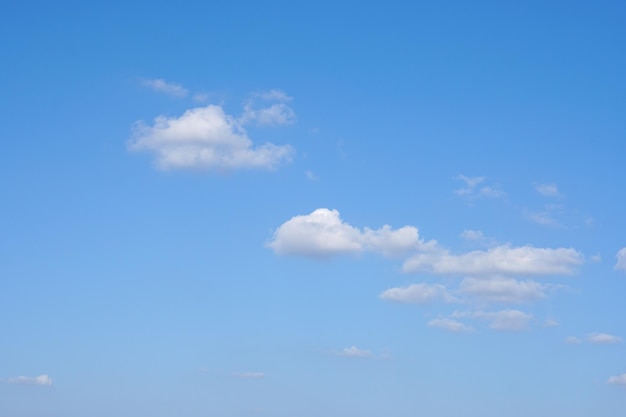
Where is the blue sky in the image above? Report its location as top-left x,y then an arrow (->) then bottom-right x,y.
1,1 -> 626,415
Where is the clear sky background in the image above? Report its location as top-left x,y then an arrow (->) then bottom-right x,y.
1,1 -> 625,416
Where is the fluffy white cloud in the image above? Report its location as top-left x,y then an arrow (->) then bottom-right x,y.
536,183 -> 560,197
459,277 -> 547,304
233,372 -> 265,379
587,333 -> 622,344
268,209 -> 432,258
608,373 -> 626,386
141,78 -> 188,97
427,318 -> 473,333
379,283 -> 454,304
454,309 -> 533,331
335,346 -> 374,358
129,105 -> 294,170
403,245 -> 583,277
615,248 -> 626,271
7,374 -> 53,386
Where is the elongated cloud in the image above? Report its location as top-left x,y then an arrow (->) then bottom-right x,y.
615,248 -> 626,271
335,346 -> 374,358
7,374 -> 53,386
403,245 -> 583,277
587,333 -> 622,344
459,277 -> 547,304
268,208 -> 433,258
428,318 -> 473,333
380,283 -> 454,304
141,78 -> 188,97
453,309 -> 533,331
129,105 -> 293,170
233,372 -> 265,379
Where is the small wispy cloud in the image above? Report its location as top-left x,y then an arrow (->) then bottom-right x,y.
232,372 -> 265,379
615,248 -> 626,271
453,309 -> 533,331
454,175 -> 504,199
565,336 -> 582,344
608,373 -> 626,386
141,78 -> 188,98
305,170 -> 319,181
587,333 -> 622,344
334,346 -> 374,358
253,89 -> 293,102
6,374 -> 53,386
536,183 -> 561,197
427,318 -> 473,333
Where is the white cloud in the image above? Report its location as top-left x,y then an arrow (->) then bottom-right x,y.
526,211 -> 560,227
615,248 -> 626,271
305,170 -> 319,181
7,374 -> 53,386
253,89 -> 293,102
268,208 -> 433,259
141,78 -> 188,98
608,373 -> 626,386
233,372 -> 265,379
587,333 -> 622,344
536,183 -> 560,197
454,309 -> 533,331
460,230 -> 485,241
240,103 -> 296,126
543,319 -> 560,327
380,283 -> 454,305
565,336 -> 582,344
128,105 -> 294,170
335,346 -> 374,358
454,175 -> 503,198
193,93 -> 210,103
427,318 -> 473,333
403,245 -> 583,277
459,277 -> 547,304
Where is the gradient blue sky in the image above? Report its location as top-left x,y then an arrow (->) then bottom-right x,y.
2,1 -> 626,416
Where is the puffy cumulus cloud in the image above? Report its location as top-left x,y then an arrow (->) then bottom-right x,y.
536,183 -> 560,197
587,333 -> 622,344
129,105 -> 293,170
458,277 -> 547,304
427,318 -> 473,333
268,208 -> 433,259
141,78 -> 188,97
335,346 -> 374,358
379,283 -> 454,305
608,374 -> 626,386
7,374 -> 53,386
403,245 -> 583,277
615,248 -> 626,271
454,309 -> 533,331
233,372 -> 265,379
